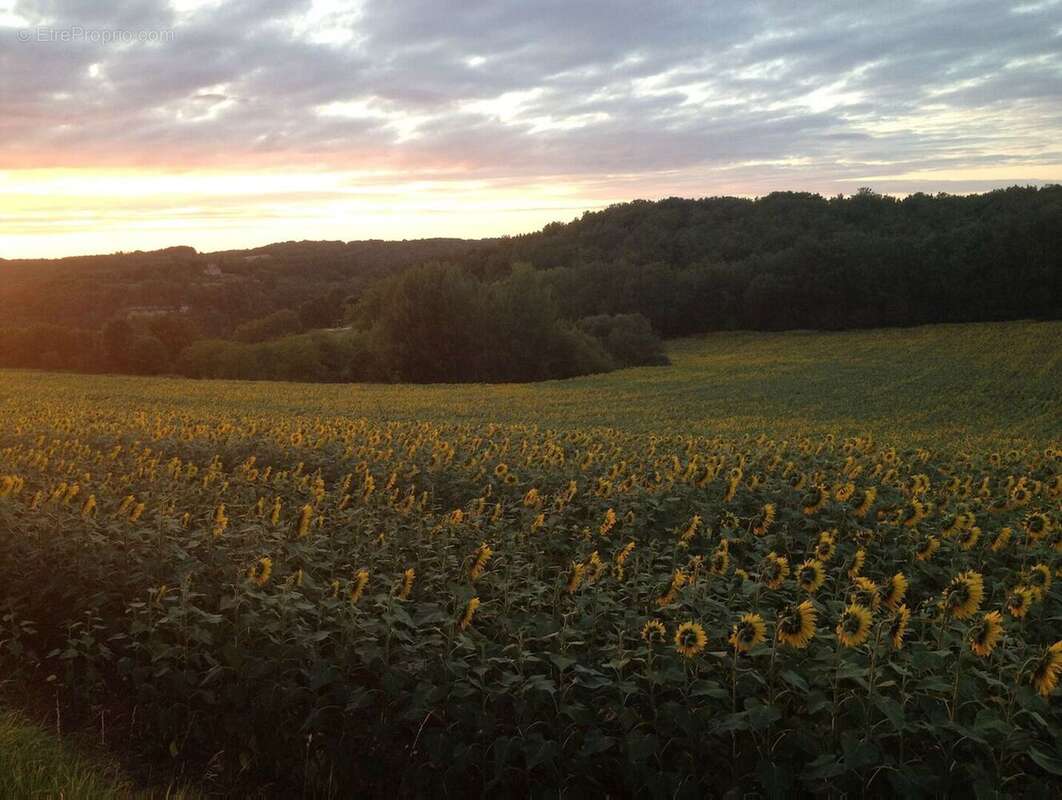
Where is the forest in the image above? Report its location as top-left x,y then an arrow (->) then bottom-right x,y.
1,186 -> 1059,382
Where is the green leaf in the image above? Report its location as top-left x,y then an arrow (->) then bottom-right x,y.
1028,747 -> 1062,776
780,669 -> 808,693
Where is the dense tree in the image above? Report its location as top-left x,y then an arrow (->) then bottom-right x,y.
233,309 -> 302,343
1,186 -> 1059,382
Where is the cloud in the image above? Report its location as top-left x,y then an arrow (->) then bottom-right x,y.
1,0 -> 1061,255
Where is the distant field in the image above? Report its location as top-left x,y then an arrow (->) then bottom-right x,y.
0,319 -> 1059,797
1,320 -> 1059,448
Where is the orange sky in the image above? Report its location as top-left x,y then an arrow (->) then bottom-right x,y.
3,1 -> 1061,259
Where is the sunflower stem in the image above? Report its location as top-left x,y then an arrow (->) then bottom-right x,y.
865,621 -> 884,738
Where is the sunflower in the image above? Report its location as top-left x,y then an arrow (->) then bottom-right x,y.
762,552 -> 790,590
296,503 -> 313,537
882,572 -> 908,611
1032,642 -> 1062,697
802,486 -> 828,515
459,597 -> 481,630
957,526 -> 981,551
1006,586 -> 1035,619
915,534 -> 940,561
709,542 -> 730,576
493,462 -> 509,477
899,499 -> 927,528
470,542 -> 493,581
777,601 -> 816,649
797,559 -> 826,594
815,531 -> 837,562
567,561 -> 586,594
674,621 -> 708,658
853,486 -> 877,518
889,605 -> 910,650
80,494 -> 97,519
247,556 -> 273,587
600,508 -> 617,536
1025,563 -> 1052,600
847,549 -> 866,580
850,577 -> 881,610
942,571 -> 984,620
730,613 -> 767,653
990,527 -> 1012,552
397,567 -> 415,600
585,551 -> 606,585
834,482 -> 855,503
613,540 -> 636,580
752,503 -> 776,536
350,569 -> 370,604
969,611 -> 1004,658
641,619 -> 667,646
657,569 -> 688,607
837,604 -> 873,648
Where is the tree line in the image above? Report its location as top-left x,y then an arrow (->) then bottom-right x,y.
0,186 -> 1058,382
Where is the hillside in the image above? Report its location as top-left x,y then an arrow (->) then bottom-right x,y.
3,320 -> 1057,448
0,319 -> 1059,797
2,187 -> 1060,382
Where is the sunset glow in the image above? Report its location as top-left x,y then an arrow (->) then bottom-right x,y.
3,0 -> 1061,257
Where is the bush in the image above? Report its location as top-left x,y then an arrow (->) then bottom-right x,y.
576,313 -> 669,367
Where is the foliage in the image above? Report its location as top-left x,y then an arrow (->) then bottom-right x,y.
356,262 -> 625,382
0,321 -> 1059,797
576,314 -> 670,367
1,186 -> 1058,381
233,309 -> 303,344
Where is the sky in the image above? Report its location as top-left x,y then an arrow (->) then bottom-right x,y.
2,0 -> 1061,259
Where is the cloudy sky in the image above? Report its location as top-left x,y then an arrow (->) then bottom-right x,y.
2,0 -> 1061,258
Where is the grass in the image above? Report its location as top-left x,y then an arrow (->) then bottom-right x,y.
0,709 -> 191,799
0,319 -> 1058,448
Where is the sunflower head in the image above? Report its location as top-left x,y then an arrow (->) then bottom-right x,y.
641,619 -> 667,646
777,601 -> 816,649
1006,585 -> 1034,619
942,571 -> 984,620
762,552 -> 790,590
837,604 -> 873,648
1019,512 -> 1045,537
1031,641 -> 1062,697
847,548 -> 866,579
957,526 -> 981,551
889,605 -> 911,650
882,572 -> 908,611
752,503 -> 776,535
850,577 -> 880,610
991,527 -> 1012,552
797,559 -> 826,594
802,486 -> 827,515
674,621 -> 708,658
729,613 -> 767,653
247,556 -> 273,587
709,543 -> 730,576
1025,563 -> 1052,599
915,534 -> 940,561
815,531 -> 837,562
969,611 -> 1004,658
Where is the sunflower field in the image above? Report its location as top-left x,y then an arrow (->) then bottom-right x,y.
0,321 -> 1059,797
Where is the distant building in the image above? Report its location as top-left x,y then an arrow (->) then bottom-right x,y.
204,262 -> 223,276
